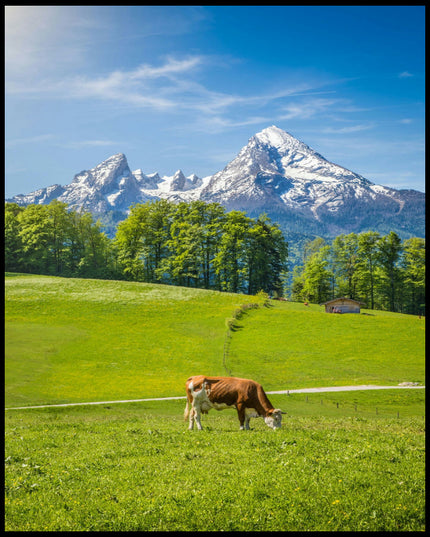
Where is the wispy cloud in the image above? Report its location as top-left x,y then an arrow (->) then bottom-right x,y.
278,98 -> 339,120
5,42 -> 375,138
7,53 -> 343,128
398,71 -> 414,78
322,124 -> 374,134
6,134 -> 54,147
60,140 -> 122,149
6,134 -> 122,150
7,55 -> 206,109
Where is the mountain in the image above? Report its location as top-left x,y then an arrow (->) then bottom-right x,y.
7,153 -> 204,213
6,126 -> 425,239
200,126 -> 425,238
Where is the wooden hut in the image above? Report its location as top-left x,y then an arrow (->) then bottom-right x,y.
321,297 -> 366,314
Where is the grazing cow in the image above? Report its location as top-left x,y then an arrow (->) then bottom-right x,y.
184,375 -> 286,430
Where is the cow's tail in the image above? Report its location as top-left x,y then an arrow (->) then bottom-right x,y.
184,379 -> 194,421
184,400 -> 190,421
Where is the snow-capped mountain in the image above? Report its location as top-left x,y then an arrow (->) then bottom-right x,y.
199,126 -> 425,237
7,126 -> 424,238
8,153 -> 208,213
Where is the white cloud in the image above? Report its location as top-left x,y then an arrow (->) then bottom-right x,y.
6,134 -> 54,147
130,56 -> 203,79
278,98 -> 340,120
322,124 -> 374,134
60,140 -> 122,149
398,71 -> 414,78
7,52 -> 339,129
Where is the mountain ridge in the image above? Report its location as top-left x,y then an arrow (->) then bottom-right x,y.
6,126 -> 425,239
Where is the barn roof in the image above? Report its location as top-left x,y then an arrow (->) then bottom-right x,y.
321,297 -> 366,306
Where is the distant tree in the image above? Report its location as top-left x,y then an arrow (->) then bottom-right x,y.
290,265 -> 305,302
301,245 -> 333,304
160,201 -> 226,288
303,237 -> 326,264
17,204 -> 52,274
213,210 -> 252,293
75,212 -> 116,278
332,233 -> 360,299
246,214 -> 288,296
5,201 -> 117,279
4,203 -> 24,272
190,201 -> 226,289
400,237 -> 425,315
376,231 -> 403,312
115,200 -> 174,282
356,231 -> 381,309
46,200 -> 73,274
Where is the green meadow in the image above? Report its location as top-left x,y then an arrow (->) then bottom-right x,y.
4,273 -> 425,531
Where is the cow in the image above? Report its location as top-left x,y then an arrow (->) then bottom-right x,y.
184,375 -> 286,430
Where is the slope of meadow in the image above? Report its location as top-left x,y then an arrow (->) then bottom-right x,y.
5,274 -> 425,531
227,300 -> 424,389
5,274 -> 260,406
5,273 -> 424,407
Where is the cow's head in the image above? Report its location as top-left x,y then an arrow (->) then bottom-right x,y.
264,409 -> 286,429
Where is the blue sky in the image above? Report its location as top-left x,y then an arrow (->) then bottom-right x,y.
5,5 -> 425,198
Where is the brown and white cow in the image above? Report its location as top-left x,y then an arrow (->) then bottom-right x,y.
184,375 -> 285,430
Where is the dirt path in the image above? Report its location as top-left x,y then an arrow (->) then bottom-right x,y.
4,384 -> 424,411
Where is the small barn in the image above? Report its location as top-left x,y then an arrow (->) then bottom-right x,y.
321,297 -> 366,314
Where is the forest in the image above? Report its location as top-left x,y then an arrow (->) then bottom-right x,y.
4,200 -> 425,314
290,232 -> 425,315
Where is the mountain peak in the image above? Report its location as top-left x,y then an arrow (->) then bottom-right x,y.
255,125 -> 291,142
253,125 -> 311,154
170,169 -> 187,191
5,128 -> 424,239
97,152 -> 127,165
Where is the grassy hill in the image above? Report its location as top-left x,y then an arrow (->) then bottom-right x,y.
5,273 -> 261,406
5,273 -> 425,531
5,273 -> 424,407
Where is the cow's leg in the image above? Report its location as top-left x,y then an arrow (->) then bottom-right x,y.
244,415 -> 251,430
194,406 -> 203,430
237,404 -> 247,430
188,407 -> 195,430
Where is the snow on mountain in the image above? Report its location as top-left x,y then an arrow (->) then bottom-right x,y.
200,126 -> 424,236
6,126 -> 424,238
8,153 -> 204,212
202,126 -> 391,212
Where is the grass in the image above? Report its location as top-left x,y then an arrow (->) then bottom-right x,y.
4,273 -> 425,531
228,301 -> 425,389
5,274 -> 424,407
5,274 -> 264,406
5,395 -> 425,531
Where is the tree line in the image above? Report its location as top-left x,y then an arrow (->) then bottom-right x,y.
114,199 -> 288,295
4,200 -> 425,314
290,232 -> 425,315
4,200 -> 288,296
5,201 -> 117,279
